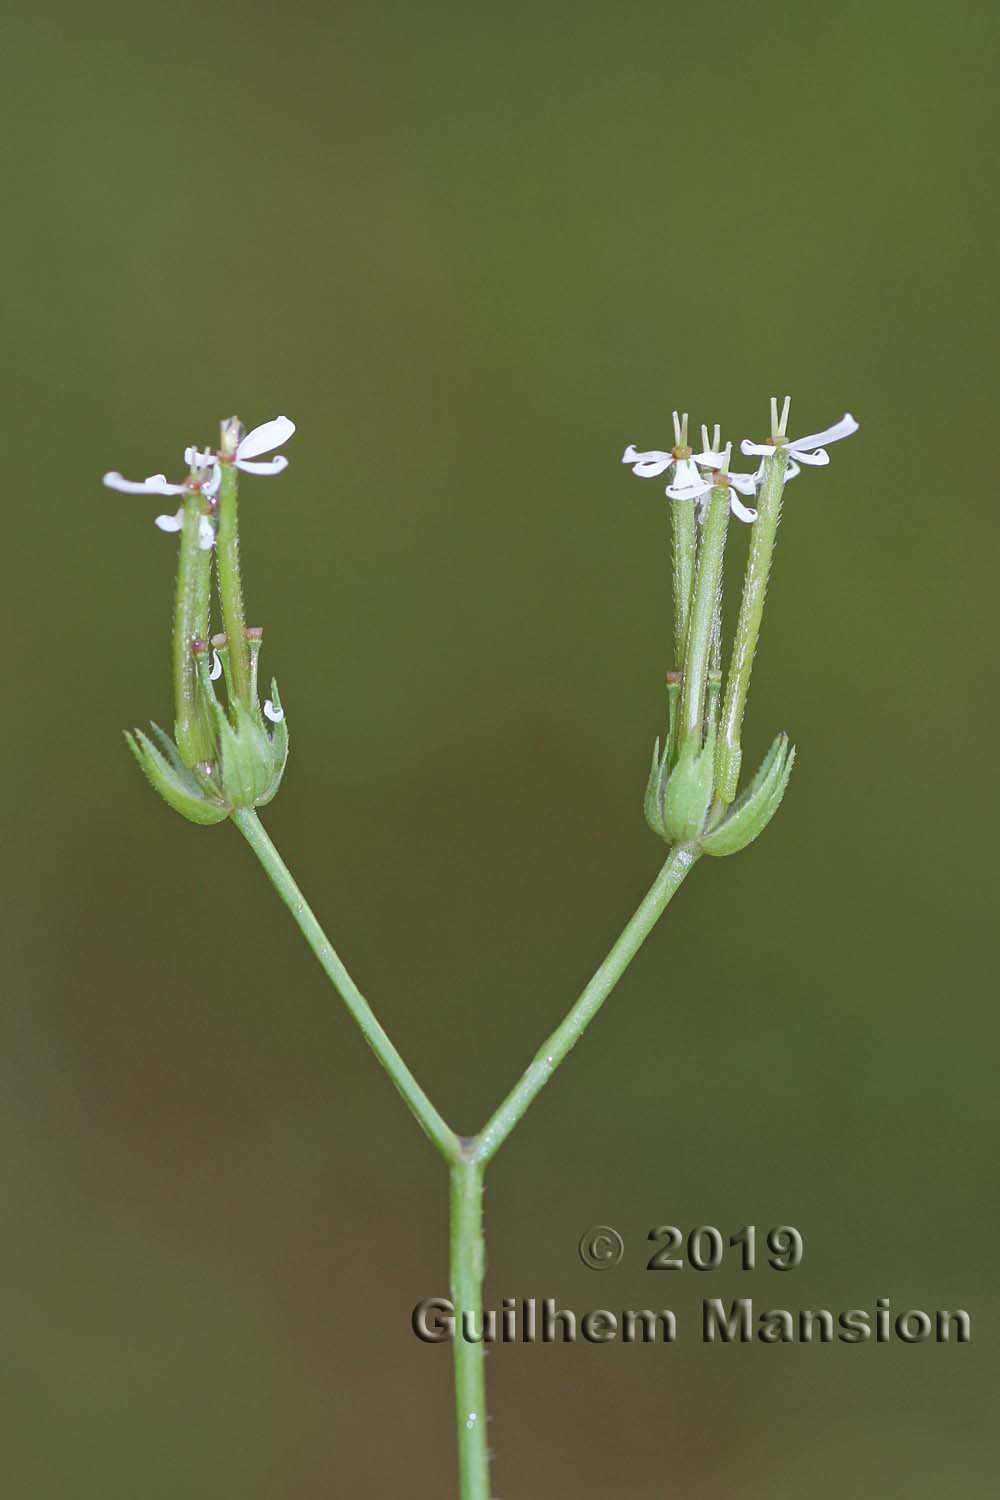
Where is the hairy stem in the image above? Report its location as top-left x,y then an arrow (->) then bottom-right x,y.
679,487 -> 730,750
716,451 -> 787,802
670,500 -> 697,669
216,462 -> 252,706
231,808 -> 461,1163
173,493 -> 214,766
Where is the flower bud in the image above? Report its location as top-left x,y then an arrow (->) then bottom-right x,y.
219,414 -> 244,457
644,732 -> 716,844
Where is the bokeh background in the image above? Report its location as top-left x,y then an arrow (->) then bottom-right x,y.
2,1 -> 997,1494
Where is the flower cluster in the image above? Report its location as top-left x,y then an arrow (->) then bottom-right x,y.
622,400 -> 857,517
627,396 -> 859,855
106,413 -> 297,826
103,415 -> 295,547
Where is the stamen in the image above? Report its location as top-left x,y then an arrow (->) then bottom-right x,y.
672,410 -> 682,444
770,396 -> 778,435
778,395 -> 791,436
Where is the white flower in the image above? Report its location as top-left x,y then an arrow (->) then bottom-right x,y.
690,426 -> 759,524
219,415 -> 296,476
622,410 -> 719,501
103,458 -> 220,549
103,415 -> 294,549
741,396 -> 858,475
624,414 -> 759,522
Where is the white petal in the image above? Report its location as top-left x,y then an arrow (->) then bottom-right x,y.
788,412 -> 858,452
739,440 -> 775,458
198,514 -> 216,550
784,458 -> 801,481
693,449 -> 726,469
202,460 -> 222,498
789,447 -> 830,466
666,473 -> 713,502
729,493 -> 758,524
154,509 -> 184,533
666,459 -> 712,500
235,455 -> 289,476
263,699 -> 285,723
103,471 -> 185,495
237,415 -> 296,460
210,651 -> 223,681
728,470 -> 757,496
623,445 -> 673,477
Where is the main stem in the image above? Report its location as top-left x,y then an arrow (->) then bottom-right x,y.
450,1158 -> 489,1500
231,808 -> 460,1163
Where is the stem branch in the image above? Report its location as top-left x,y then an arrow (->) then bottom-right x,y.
472,842 -> 699,1165
231,808 -> 461,1163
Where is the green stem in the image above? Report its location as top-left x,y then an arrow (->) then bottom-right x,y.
716,452 -> 788,803
173,493 -> 213,766
235,815 -> 702,1498
670,500 -> 696,669
216,462 -> 252,706
678,488 -> 730,749
450,1159 -> 490,1500
472,842 -> 700,1165
231,808 -> 461,1164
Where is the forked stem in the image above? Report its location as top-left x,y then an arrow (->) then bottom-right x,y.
232,808 -> 700,1499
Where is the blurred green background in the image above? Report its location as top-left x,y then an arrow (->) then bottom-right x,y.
2,0 -> 997,1494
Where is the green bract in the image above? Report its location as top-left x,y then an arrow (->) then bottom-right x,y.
701,732 -> 796,857
207,679 -> 288,810
126,723 -> 230,825
126,674 -> 288,826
